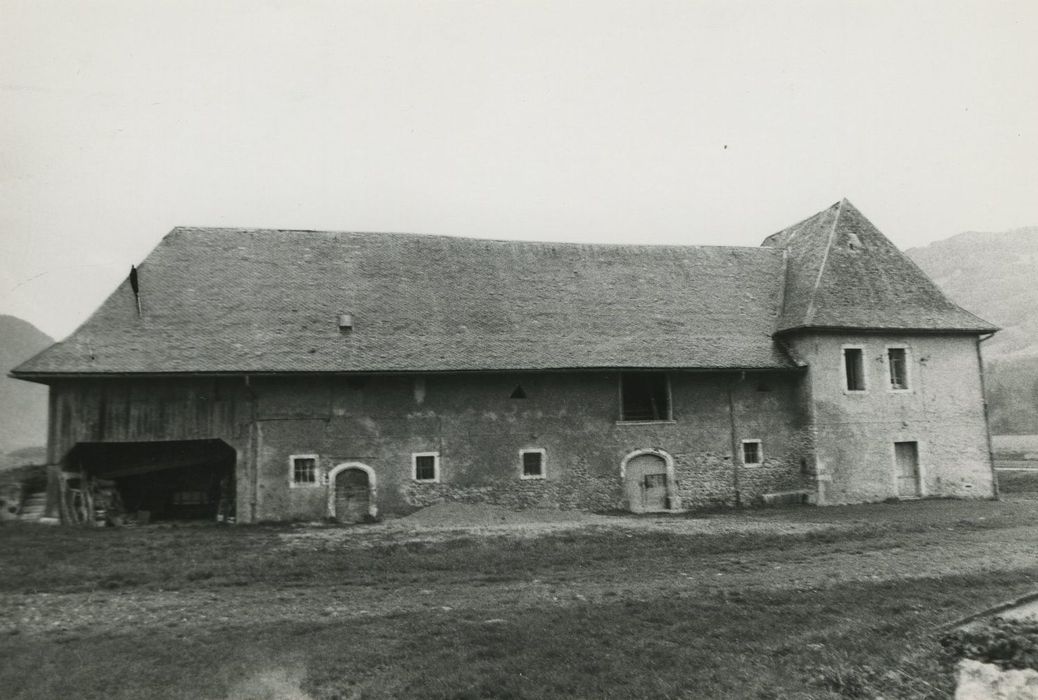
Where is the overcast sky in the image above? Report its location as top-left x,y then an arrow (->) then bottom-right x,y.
2,0 -> 1036,340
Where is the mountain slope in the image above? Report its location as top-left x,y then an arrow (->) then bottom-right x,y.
907,227 -> 1038,433
0,315 -> 52,454
906,227 -> 1038,361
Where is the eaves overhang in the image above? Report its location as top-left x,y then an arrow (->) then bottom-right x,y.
773,324 -> 1000,336
9,363 -> 804,384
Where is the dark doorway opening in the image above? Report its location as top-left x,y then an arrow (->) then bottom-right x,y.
64,439 -> 236,523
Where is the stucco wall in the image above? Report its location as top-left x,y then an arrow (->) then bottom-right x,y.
787,333 -> 995,504
246,370 -> 810,520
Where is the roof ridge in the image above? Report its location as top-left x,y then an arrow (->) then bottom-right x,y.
803,199 -> 844,325
167,226 -> 784,253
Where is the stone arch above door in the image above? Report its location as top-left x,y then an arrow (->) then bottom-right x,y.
620,449 -> 681,513
326,462 -> 378,521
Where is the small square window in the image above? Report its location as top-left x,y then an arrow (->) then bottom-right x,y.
413,452 -> 440,482
888,348 -> 909,390
741,440 -> 762,466
843,348 -> 865,392
620,372 -> 671,421
520,449 -> 546,479
290,455 -> 319,487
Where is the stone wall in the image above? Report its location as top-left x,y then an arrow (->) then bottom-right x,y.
245,370 -> 811,520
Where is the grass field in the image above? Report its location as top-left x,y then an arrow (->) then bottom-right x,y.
3,494 -> 1038,699
992,434 -> 1038,459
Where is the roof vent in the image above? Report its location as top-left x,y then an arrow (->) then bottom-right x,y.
338,313 -> 354,331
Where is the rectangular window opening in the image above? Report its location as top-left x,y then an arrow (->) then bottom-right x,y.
413,453 -> 440,482
643,473 -> 667,488
888,348 -> 908,390
521,450 -> 545,479
844,348 -> 865,391
620,372 -> 671,421
741,440 -> 762,466
291,456 -> 318,486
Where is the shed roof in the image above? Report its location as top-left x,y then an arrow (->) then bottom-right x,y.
12,228 -> 795,376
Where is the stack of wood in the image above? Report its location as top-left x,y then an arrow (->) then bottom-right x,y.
18,491 -> 47,521
59,473 -> 126,526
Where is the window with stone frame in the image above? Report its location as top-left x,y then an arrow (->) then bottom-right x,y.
741,440 -> 763,466
290,455 -> 319,486
887,347 -> 909,390
843,347 -> 866,392
520,449 -> 546,479
412,452 -> 440,482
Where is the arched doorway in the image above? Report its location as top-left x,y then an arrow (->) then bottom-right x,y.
326,463 -> 377,523
621,449 -> 680,513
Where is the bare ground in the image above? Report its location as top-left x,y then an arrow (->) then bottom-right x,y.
4,499 -> 1037,638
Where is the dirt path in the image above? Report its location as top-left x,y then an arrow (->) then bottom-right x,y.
995,598 -> 1038,623
5,518 -> 1036,638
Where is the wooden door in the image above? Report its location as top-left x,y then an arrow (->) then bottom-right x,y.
334,468 -> 370,523
625,454 -> 670,513
895,442 -> 921,498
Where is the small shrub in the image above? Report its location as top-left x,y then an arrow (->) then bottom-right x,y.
940,617 -> 1038,671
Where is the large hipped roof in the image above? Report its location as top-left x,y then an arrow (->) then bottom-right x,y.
13,199 -> 997,380
13,229 -> 795,376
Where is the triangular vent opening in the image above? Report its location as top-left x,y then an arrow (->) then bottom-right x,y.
510,385 -> 527,399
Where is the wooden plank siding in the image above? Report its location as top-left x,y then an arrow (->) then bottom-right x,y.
49,379 -> 251,458
47,378 -> 255,520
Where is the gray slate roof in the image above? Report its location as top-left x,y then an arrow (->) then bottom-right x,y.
12,229 -> 794,376
762,200 -> 997,334
12,200 -> 996,379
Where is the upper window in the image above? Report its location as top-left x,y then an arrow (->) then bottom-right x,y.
741,440 -> 763,466
412,452 -> 440,482
520,449 -> 546,479
620,372 -> 671,422
290,455 -> 319,487
843,347 -> 866,392
887,347 -> 909,390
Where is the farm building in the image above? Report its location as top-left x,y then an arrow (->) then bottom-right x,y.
10,199 -> 999,524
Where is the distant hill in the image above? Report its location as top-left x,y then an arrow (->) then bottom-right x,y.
0,315 -> 52,456
906,227 -> 1038,433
